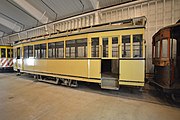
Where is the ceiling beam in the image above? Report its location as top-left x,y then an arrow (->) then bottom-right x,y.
89,0 -> 99,9
0,31 -> 4,37
0,17 -> 21,32
13,0 -> 52,24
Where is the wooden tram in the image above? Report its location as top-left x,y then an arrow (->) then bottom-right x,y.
13,16 -> 146,90
0,45 -> 13,72
152,20 -> 180,101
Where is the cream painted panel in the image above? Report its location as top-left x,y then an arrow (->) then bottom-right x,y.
89,59 -> 101,79
46,59 -> 88,77
120,60 -> 145,82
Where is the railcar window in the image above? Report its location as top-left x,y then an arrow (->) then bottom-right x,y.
1,48 -> 6,58
56,41 -> 64,58
48,43 -> 56,58
133,34 -> 143,57
7,49 -> 11,58
11,49 -> 13,58
40,44 -> 46,58
103,38 -> 108,57
35,44 -> 46,58
13,49 -> 17,58
24,46 -> 29,58
155,41 -> 160,58
170,39 -> 177,59
66,40 -> 75,58
112,37 -> 118,57
28,46 -> 33,58
24,46 -> 33,58
66,39 -> 87,58
91,38 -> 99,57
17,48 -> 21,59
122,35 -> 131,58
76,39 -> 87,57
34,45 -> 40,58
162,39 -> 168,58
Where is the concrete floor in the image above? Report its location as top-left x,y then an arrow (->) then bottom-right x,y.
0,73 -> 180,120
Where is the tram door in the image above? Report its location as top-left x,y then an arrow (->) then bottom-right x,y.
101,36 -> 119,90
176,39 -> 180,81
16,47 -> 23,72
170,26 -> 180,84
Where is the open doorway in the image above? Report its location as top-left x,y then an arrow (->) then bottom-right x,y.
101,59 -> 119,79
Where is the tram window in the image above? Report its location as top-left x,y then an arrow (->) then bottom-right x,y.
40,44 -> 46,58
122,35 -> 131,58
34,44 -> 40,58
24,46 -> 28,58
91,38 -> 99,57
103,38 -> 108,57
17,48 -> 21,59
133,34 -> 143,57
13,49 -> 16,58
76,39 -> 87,58
11,49 -> 13,58
56,41 -> 64,58
162,39 -> 168,58
66,40 -> 75,58
7,49 -> 11,58
1,48 -> 6,58
155,41 -> 160,58
28,46 -> 33,58
170,39 -> 177,59
152,45 -> 155,58
112,37 -> 118,57
48,43 -> 56,58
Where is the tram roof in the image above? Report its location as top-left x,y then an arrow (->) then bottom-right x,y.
153,20 -> 180,41
14,16 -> 146,45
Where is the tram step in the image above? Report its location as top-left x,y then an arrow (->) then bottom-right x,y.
101,78 -> 119,90
38,78 -> 59,84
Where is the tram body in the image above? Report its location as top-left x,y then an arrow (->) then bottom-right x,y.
152,21 -> 180,95
13,17 -> 146,89
0,45 -> 13,71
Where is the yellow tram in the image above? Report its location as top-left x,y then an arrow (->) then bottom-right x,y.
13,16 -> 146,90
0,45 -> 13,71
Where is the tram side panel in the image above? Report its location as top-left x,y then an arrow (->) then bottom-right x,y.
0,58 -> 13,69
23,58 -> 101,80
119,60 -> 145,86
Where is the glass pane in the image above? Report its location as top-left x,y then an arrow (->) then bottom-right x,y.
157,41 -> 160,58
1,48 -> 6,58
17,48 -> 20,59
112,37 -> 118,57
91,38 -> 99,57
66,40 -> 75,58
56,41 -> 64,58
103,38 -> 108,57
7,49 -> 11,58
76,39 -> 87,58
28,46 -> 33,58
48,43 -> 56,58
122,35 -> 131,58
34,45 -> 40,58
133,34 -> 143,57
24,46 -> 28,58
162,39 -> 168,58
13,49 -> 16,58
40,44 -> 46,58
170,39 -> 177,59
